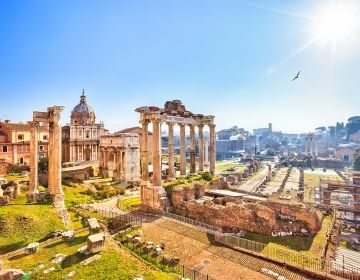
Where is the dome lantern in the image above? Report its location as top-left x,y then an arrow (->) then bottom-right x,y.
71,90 -> 96,125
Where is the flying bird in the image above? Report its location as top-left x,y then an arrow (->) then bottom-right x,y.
292,70 -> 300,81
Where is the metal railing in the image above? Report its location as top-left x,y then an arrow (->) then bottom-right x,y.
160,210 -> 360,279
93,208 -> 142,228
177,264 -> 216,280
162,211 -> 222,236
120,235 -> 216,280
215,232 -> 360,279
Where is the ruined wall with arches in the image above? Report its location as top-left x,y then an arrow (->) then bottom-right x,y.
99,133 -> 140,183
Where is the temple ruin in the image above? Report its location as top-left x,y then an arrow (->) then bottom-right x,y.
135,100 -> 216,210
27,106 -> 70,225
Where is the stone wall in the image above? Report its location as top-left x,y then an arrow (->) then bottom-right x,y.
0,161 -> 13,175
62,165 -> 96,181
170,189 -> 321,236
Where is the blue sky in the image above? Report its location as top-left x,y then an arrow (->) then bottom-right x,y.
0,0 -> 359,133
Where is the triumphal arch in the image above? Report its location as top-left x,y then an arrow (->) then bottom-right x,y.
99,133 -> 141,183
135,100 -> 216,209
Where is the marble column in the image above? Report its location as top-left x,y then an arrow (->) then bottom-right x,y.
167,122 -> 175,178
189,124 -> 196,174
209,124 -> 216,173
179,123 -> 186,176
48,106 -> 64,201
28,121 -> 39,198
119,149 -> 124,180
141,120 -> 149,182
204,139 -> 209,170
198,124 -> 204,172
152,118 -> 162,186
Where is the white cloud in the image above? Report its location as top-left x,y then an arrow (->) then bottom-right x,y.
265,66 -> 275,76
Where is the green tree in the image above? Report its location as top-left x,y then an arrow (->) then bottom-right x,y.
353,148 -> 360,171
38,157 -> 48,173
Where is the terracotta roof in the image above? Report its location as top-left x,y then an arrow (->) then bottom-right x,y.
115,126 -> 153,135
0,122 -> 48,132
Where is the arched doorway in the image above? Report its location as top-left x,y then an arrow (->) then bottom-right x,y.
85,148 -> 91,161
107,152 -> 116,177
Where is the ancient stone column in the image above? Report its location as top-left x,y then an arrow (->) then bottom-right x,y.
152,117 -> 162,186
209,124 -> 216,173
189,124 -> 196,174
167,122 -> 175,178
141,120 -> 149,182
179,123 -> 186,176
48,106 -> 65,202
204,139 -> 209,170
28,121 -> 39,200
198,124 -> 204,172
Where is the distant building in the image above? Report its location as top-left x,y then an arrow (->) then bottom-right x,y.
253,123 -> 272,138
216,126 -> 250,160
0,120 -> 49,165
335,143 -> 360,165
217,126 -> 244,140
62,92 -> 107,163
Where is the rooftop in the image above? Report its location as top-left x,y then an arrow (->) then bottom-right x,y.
0,122 -> 48,132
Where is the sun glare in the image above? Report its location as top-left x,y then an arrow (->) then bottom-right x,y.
310,1 -> 360,51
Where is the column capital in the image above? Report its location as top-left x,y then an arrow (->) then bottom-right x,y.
141,119 -> 150,125
150,117 -> 161,123
209,124 -> 216,129
197,124 -> 205,128
47,106 -> 64,124
28,121 -> 40,128
166,122 -> 174,127
179,123 -> 186,128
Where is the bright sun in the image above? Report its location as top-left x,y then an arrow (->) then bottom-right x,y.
310,1 -> 360,51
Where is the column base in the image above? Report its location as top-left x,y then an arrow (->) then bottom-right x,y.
26,190 -> 39,203
140,182 -> 169,211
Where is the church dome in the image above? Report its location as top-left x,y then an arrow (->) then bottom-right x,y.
71,91 -> 96,125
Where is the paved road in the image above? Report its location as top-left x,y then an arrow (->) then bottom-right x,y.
80,191 -> 139,214
237,167 -> 269,193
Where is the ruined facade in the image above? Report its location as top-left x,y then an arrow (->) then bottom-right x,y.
62,91 -> 107,163
99,133 -> 140,183
136,100 -> 216,210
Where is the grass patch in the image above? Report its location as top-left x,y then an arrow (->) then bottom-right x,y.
0,204 -> 65,254
3,173 -> 28,182
63,183 -> 94,207
244,215 -> 332,258
4,230 -> 89,272
162,172 -> 214,189
216,162 -> 246,174
118,197 -> 141,211
17,240 -> 176,280
63,180 -> 125,207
